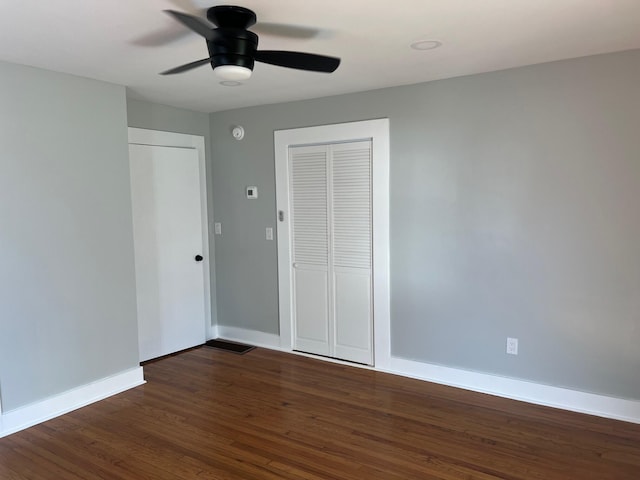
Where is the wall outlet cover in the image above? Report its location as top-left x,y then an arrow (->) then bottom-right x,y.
506,337 -> 519,355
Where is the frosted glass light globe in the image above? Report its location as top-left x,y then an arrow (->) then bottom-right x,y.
213,65 -> 252,81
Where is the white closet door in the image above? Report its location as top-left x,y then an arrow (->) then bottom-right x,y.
290,145 -> 330,356
289,141 -> 373,365
330,141 -> 373,364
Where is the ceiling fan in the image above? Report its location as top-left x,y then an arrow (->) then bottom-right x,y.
160,5 -> 341,81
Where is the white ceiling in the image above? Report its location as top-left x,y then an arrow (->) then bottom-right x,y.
1,0 -> 640,113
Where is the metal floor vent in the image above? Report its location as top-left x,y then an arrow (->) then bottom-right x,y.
205,339 -> 255,354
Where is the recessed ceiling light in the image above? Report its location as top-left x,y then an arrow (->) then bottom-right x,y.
410,40 -> 442,51
219,80 -> 242,87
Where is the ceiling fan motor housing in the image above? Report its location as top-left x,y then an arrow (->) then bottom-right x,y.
160,5 -> 340,77
207,28 -> 258,71
206,5 -> 257,29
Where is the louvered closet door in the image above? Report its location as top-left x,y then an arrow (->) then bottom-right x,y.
289,141 -> 373,365
330,141 -> 373,365
290,145 -> 331,356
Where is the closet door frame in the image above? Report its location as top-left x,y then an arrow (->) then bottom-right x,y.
274,119 -> 390,369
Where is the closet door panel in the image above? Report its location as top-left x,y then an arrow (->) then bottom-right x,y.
293,265 -> 330,355
290,145 -> 331,356
331,142 -> 372,270
333,268 -> 372,364
330,141 -> 373,365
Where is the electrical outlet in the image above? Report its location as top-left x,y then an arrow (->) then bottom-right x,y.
214,222 -> 222,235
266,227 -> 273,241
506,337 -> 519,355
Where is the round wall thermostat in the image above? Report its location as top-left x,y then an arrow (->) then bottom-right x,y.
232,126 -> 245,140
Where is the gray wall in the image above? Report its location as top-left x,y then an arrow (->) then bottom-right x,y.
0,62 -> 139,411
210,49 -> 640,400
126,99 -> 217,328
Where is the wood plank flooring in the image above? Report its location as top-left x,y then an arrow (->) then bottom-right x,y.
1,347 -> 639,479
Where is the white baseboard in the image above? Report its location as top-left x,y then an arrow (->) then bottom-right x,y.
384,356 -> 640,425
213,326 -> 640,424
208,324 -> 219,341
0,367 -> 145,438
215,325 -> 281,350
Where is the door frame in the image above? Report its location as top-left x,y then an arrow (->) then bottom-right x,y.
128,127 -> 214,340
274,119 -> 390,369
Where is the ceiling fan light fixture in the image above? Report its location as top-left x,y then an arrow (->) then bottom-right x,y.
161,6 -> 341,79
214,65 -> 253,81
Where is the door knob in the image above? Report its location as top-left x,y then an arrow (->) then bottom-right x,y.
194,255 -> 203,262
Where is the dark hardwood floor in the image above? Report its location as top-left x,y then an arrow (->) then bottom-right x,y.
1,346 -> 639,479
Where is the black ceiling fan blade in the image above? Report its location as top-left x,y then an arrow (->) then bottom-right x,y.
167,0 -> 199,12
164,10 -> 215,41
254,51 -> 340,73
131,24 -> 190,47
160,57 -> 213,75
252,23 -> 322,40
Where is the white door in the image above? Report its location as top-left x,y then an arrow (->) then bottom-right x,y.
275,119 -> 391,370
129,144 -> 207,362
330,142 -> 373,364
290,146 -> 331,356
290,141 -> 373,365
